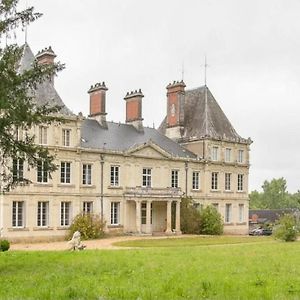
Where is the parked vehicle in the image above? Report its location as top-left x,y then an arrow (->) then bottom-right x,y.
249,227 -> 272,236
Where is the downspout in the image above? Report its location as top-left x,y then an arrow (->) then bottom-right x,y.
185,161 -> 188,197
100,154 -> 104,222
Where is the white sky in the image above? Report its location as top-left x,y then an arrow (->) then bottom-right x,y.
17,0 -> 300,193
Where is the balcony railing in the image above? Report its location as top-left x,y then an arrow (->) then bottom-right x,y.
124,187 -> 183,198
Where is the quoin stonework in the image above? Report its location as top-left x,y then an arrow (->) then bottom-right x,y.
0,44 -> 252,241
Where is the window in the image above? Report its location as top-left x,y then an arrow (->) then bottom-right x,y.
238,150 -> 244,163
82,164 -> 92,185
192,171 -> 200,190
37,201 -> 49,227
225,204 -> 232,223
110,166 -> 119,187
141,202 -> 153,225
211,172 -> 218,190
37,161 -> 48,183
39,126 -> 47,145
212,203 -> 219,211
225,148 -> 231,162
12,201 -> 24,227
61,162 -> 71,184
238,174 -> 244,191
15,126 -> 23,141
60,202 -> 71,227
171,170 -> 178,188
62,129 -> 71,146
142,168 -> 151,187
13,159 -> 24,182
239,204 -> 244,223
225,173 -> 231,191
83,202 -> 93,214
110,202 -> 120,225
211,146 -> 219,161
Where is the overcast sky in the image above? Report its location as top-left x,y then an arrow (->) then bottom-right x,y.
16,0 -> 300,193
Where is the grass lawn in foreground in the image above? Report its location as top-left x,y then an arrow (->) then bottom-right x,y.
1,236 -> 300,299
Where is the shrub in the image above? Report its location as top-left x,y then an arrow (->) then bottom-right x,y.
180,197 -> 201,234
199,206 -> 223,235
0,240 -> 10,252
273,214 -> 299,242
67,213 -> 106,240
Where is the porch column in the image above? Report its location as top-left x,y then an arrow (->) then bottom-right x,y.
135,200 -> 141,233
175,200 -> 182,234
166,200 -> 172,234
146,200 -> 152,234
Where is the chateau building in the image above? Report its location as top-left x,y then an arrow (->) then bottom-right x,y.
0,44 -> 252,241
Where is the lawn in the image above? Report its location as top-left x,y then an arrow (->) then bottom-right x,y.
1,236 -> 300,300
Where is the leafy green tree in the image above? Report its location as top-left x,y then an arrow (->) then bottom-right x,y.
0,0 -> 64,190
180,197 -> 201,234
273,214 -> 299,242
199,206 -> 223,235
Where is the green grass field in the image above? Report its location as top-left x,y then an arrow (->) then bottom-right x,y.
1,236 -> 300,300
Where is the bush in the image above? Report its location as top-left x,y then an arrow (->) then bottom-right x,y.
273,214 -> 299,242
199,206 -> 223,235
67,213 -> 106,240
180,197 -> 201,234
0,240 -> 10,252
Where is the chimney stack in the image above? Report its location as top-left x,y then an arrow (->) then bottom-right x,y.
88,82 -> 108,128
36,46 -> 57,84
124,89 -> 144,131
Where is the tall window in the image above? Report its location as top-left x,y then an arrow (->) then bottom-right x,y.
110,166 -> 119,187
211,146 -> 219,161
238,174 -> 244,191
225,173 -> 231,191
225,204 -> 232,223
142,168 -> 152,187
13,159 -> 24,182
82,164 -> 92,185
37,161 -> 48,183
62,129 -> 71,146
15,126 -> 23,141
61,162 -> 71,184
37,201 -> 49,227
111,202 -> 120,225
12,201 -> 24,227
141,202 -> 152,225
60,202 -> 71,227
39,126 -> 47,145
171,170 -> 178,188
239,204 -> 244,223
238,150 -> 244,163
225,148 -> 231,162
211,172 -> 218,190
192,171 -> 200,190
83,202 -> 93,214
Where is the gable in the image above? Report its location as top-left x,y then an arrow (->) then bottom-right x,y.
128,145 -> 170,159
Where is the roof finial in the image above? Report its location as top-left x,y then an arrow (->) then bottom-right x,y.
181,60 -> 185,81
24,0 -> 28,44
204,55 -> 208,87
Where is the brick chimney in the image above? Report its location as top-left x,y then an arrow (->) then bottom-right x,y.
36,46 -> 56,84
165,80 -> 186,140
124,89 -> 144,131
88,82 -> 108,128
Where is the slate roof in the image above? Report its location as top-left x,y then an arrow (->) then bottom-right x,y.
249,209 -> 298,223
159,85 -> 250,144
81,119 -> 196,159
18,43 -> 73,116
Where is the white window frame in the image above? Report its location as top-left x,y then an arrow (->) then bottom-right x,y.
142,168 -> 152,187
225,148 -> 231,162
171,170 -> 179,188
13,159 -> 24,182
192,171 -> 200,190
238,149 -> 244,163
238,174 -> 244,191
110,202 -> 120,225
61,162 -> 71,184
211,172 -> 218,190
82,164 -> 92,185
39,126 -> 47,145
83,201 -> 93,214
37,161 -> 48,183
110,165 -> 120,187
60,202 -> 71,227
239,204 -> 244,223
12,201 -> 24,228
225,173 -> 231,191
225,203 -> 232,223
37,201 -> 49,227
211,146 -> 219,161
62,129 -> 71,147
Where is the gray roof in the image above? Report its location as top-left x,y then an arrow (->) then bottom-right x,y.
159,86 -> 250,144
18,43 -> 73,116
81,119 -> 196,159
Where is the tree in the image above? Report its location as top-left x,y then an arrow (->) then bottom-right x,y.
180,197 -> 201,234
199,206 -> 223,235
0,0 -> 64,190
273,214 -> 299,242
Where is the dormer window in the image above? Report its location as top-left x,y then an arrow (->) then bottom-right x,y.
39,126 -> 47,145
211,146 -> 219,161
62,129 -> 71,146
